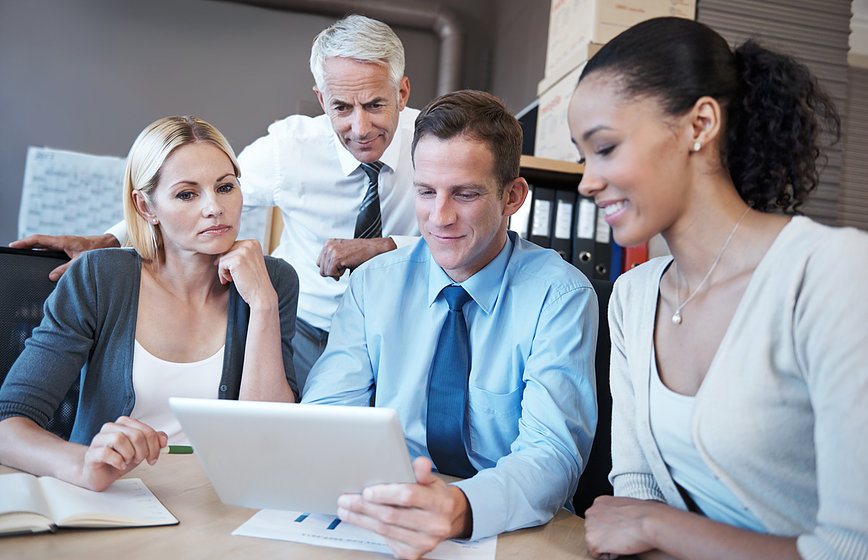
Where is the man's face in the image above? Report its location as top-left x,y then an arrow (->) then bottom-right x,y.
414,134 -> 526,282
314,57 -> 410,163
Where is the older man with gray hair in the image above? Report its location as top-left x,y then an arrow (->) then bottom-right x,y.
236,14 -> 419,386
13,15 -> 421,389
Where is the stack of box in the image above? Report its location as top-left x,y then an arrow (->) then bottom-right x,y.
534,0 -> 697,162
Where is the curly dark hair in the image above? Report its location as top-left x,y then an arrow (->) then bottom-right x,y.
579,17 -> 840,213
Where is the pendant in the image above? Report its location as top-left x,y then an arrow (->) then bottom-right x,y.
671,311 -> 682,325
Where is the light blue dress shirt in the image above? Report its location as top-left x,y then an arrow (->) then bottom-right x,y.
303,231 -> 598,540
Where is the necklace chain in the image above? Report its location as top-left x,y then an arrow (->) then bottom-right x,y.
671,207 -> 751,325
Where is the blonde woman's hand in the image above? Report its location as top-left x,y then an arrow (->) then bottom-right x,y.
214,239 -> 277,311
79,416 -> 167,491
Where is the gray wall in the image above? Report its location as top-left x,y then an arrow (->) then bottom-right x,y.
4,1 -> 864,241
0,0 -> 499,244
489,0 -> 550,114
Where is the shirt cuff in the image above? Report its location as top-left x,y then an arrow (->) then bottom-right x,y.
389,235 -> 418,249
452,474 -> 506,541
105,220 -> 127,245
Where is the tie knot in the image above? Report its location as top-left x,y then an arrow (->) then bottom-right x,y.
442,285 -> 472,312
360,161 -> 384,182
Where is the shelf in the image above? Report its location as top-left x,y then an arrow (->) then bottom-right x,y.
520,155 -> 584,190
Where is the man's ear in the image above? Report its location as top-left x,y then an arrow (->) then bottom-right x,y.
502,178 -> 529,217
397,76 -> 410,111
687,95 -> 722,153
313,86 -> 326,113
132,190 -> 157,224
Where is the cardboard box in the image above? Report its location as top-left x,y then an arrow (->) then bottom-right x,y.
543,0 -> 696,91
534,66 -> 583,163
537,41 -> 603,96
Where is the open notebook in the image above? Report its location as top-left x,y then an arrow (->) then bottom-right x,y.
0,472 -> 178,536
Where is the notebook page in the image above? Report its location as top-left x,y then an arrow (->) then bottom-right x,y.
0,472 -> 53,519
39,477 -> 177,527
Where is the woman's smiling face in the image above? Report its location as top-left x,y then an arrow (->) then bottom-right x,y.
568,72 -> 696,248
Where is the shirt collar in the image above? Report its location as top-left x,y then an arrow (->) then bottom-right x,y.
333,110 -> 406,177
426,233 -> 514,314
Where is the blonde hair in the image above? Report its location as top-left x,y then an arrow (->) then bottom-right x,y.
122,116 -> 240,262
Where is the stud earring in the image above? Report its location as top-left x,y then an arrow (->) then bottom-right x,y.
693,141 -> 702,152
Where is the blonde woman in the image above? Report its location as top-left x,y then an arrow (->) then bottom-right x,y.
0,116 -> 298,491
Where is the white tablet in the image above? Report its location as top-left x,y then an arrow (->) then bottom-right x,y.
168,397 -> 415,515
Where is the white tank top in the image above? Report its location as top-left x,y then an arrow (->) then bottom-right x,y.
130,340 -> 224,445
648,353 -> 764,531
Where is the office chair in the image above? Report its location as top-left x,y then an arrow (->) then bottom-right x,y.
574,278 -> 615,515
0,247 -> 78,439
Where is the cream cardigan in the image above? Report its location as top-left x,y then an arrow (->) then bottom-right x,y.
608,217 -> 868,560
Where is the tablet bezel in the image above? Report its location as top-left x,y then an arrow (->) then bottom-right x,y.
169,397 -> 416,514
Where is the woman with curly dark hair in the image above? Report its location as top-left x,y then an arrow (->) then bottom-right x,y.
568,17 -> 868,560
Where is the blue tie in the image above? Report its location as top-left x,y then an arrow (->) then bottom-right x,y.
426,285 -> 477,478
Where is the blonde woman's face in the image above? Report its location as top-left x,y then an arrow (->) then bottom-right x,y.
146,141 -> 241,258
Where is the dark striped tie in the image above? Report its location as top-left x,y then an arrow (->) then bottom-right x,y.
354,161 -> 384,239
426,285 -> 477,478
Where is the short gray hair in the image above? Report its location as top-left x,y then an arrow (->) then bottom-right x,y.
310,14 -> 405,91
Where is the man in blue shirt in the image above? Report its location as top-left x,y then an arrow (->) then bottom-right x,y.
302,90 -> 598,559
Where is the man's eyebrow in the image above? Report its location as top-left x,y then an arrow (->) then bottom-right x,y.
413,182 -> 487,191
330,96 -> 387,107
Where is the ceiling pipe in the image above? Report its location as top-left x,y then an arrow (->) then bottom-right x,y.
218,0 -> 463,94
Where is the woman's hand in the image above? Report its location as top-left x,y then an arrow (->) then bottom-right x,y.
78,416 -> 167,491
584,496 -> 667,559
214,239 -> 277,310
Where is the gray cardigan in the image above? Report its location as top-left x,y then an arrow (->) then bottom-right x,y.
0,248 -> 299,444
608,217 -> 868,560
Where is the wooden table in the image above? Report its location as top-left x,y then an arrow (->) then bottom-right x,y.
1,456 -> 592,559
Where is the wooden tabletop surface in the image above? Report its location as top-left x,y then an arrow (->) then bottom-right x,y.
1,455 -> 592,559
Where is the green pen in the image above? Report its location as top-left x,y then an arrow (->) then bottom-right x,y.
161,445 -> 194,454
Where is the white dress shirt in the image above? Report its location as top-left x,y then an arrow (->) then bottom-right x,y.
237,108 -> 420,331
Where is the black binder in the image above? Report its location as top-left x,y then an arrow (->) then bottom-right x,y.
551,190 -> 576,261
571,195 -> 597,278
592,207 -> 612,280
529,185 -> 555,249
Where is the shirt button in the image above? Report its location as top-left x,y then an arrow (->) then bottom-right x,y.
220,384 -> 228,392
